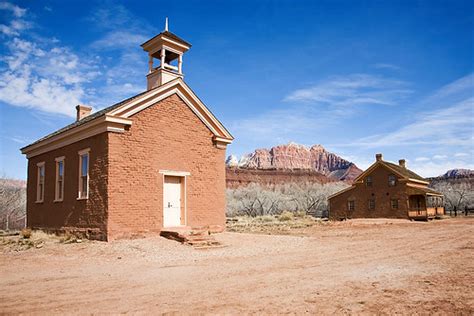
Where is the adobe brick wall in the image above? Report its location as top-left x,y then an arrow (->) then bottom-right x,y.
329,164 -> 409,219
26,133 -> 109,240
107,94 -> 227,239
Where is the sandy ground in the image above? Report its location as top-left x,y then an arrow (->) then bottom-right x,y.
1,218 -> 473,315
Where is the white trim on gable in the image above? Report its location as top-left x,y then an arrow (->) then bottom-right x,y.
109,78 -> 233,141
21,79 -> 233,159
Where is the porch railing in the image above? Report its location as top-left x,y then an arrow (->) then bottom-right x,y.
408,209 -> 427,218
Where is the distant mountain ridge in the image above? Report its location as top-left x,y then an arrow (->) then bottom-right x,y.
436,169 -> 474,179
226,143 -> 363,182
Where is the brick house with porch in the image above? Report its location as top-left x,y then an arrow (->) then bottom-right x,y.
328,154 -> 444,220
20,24 -> 233,240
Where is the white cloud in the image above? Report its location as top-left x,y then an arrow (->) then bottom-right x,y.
0,69 -> 85,116
410,160 -> 474,178
433,154 -> 447,160
0,2 -> 26,17
454,152 -> 469,158
373,63 -> 400,71
415,157 -> 430,162
90,31 -> 147,50
284,74 -> 412,107
0,7 -> 100,117
354,76 -> 473,148
0,2 -> 31,36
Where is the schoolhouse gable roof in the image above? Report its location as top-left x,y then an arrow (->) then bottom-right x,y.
21,78 -> 233,158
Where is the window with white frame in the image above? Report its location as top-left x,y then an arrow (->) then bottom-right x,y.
36,162 -> 45,202
78,149 -> 90,199
347,200 -> 355,212
388,174 -> 397,187
391,199 -> 399,209
368,199 -> 375,210
55,157 -> 65,201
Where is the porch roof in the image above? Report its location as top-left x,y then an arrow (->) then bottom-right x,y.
406,185 -> 443,197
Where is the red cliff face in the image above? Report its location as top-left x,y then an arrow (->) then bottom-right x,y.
231,143 -> 362,181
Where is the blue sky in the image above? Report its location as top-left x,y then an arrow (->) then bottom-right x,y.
0,0 -> 473,179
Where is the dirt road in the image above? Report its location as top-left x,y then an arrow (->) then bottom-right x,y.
1,218 -> 473,314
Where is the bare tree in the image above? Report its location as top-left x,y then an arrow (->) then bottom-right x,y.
432,181 -> 473,212
0,178 -> 27,231
226,181 -> 349,217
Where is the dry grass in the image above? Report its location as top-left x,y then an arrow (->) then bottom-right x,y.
0,230 -> 86,252
226,214 -> 329,235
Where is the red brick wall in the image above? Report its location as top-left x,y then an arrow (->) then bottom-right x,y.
107,94 -> 227,239
329,164 -> 409,219
26,133 -> 109,240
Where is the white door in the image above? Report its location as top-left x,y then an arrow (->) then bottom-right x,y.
163,176 -> 182,227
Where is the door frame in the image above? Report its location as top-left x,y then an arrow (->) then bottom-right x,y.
160,170 -> 190,227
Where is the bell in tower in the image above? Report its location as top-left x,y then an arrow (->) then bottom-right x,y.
141,18 -> 192,90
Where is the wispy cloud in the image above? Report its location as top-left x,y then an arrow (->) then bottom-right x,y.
284,74 -> 412,106
372,63 -> 400,71
410,159 -> 474,178
0,3 -> 151,117
0,1 -> 26,17
0,1 -> 30,36
90,31 -> 147,50
229,73 -> 413,150
0,23 -> 99,117
355,97 -> 473,147
85,4 -> 152,107
415,157 -> 430,162
3,135 -> 31,144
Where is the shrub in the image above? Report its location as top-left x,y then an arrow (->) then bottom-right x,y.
20,228 -> 32,239
279,211 -> 294,221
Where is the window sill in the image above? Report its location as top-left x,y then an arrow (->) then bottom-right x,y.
53,199 -> 63,203
35,200 -> 44,204
77,197 -> 88,201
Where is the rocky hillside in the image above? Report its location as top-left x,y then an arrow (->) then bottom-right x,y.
226,143 -> 362,186
436,169 -> 473,179
428,169 -> 474,187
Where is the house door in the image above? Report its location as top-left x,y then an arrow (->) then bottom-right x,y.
163,176 -> 182,227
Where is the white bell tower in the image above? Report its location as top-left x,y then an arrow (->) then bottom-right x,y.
141,18 -> 192,90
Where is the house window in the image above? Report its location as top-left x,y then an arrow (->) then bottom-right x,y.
347,200 -> 355,212
388,174 -> 397,187
78,149 -> 90,199
55,157 -> 65,202
368,199 -> 375,210
366,176 -> 373,187
391,199 -> 398,209
36,162 -> 45,202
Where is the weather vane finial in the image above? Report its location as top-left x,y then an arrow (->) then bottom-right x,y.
165,17 -> 169,32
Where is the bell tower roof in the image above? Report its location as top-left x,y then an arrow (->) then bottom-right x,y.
141,30 -> 192,52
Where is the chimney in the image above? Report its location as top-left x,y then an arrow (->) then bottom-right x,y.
399,159 -> 406,168
375,153 -> 383,162
76,105 -> 92,121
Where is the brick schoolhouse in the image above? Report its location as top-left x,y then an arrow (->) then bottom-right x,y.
328,154 -> 444,220
21,24 -> 234,240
